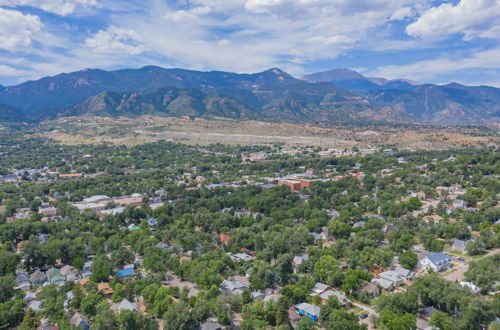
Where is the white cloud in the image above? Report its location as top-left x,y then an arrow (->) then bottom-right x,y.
406,0 -> 500,40
0,0 -> 100,16
367,47 -> 500,83
84,26 -> 145,55
1,0 -> 498,88
164,6 -> 212,21
306,35 -> 355,47
0,8 -> 41,52
390,6 -> 414,20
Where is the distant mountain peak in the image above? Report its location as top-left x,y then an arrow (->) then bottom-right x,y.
369,77 -> 419,86
303,68 -> 366,82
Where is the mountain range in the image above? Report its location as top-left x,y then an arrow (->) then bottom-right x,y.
0,66 -> 499,127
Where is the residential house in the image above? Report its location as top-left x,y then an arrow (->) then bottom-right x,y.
319,290 -> 351,307
60,265 -> 78,282
219,234 -> 231,245
15,271 -> 31,291
327,209 -> 340,219
199,321 -> 222,330
82,260 -> 93,278
393,266 -> 415,281
453,199 -> 467,209
416,192 -> 427,201
24,292 -> 37,302
357,281 -> 380,298
27,300 -> 42,312
294,302 -> 320,322
227,252 -> 253,263
378,270 -> 404,286
460,281 -> 481,294
220,276 -> 250,295
64,291 -> 74,308
30,269 -> 47,286
450,239 -> 472,253
372,278 -> 395,292
291,253 -> 309,273
353,221 -> 366,228
449,184 -> 466,195
423,214 -> 442,223
419,307 -> 439,321
417,307 -> 440,330
46,268 -> 65,285
156,242 -> 172,252
147,217 -> 158,227
118,299 -> 137,312
115,264 -> 135,278
264,294 -> 281,304
38,234 -> 49,244
312,231 -> 328,241
420,252 -> 450,272
311,282 -> 330,295
251,291 -> 266,301
98,282 -> 114,296
79,278 -> 90,287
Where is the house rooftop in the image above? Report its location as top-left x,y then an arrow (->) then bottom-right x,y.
311,282 -> 329,294
425,252 -> 450,266
295,302 -> 320,316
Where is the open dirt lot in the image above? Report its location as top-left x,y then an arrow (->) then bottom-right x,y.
37,116 -> 499,149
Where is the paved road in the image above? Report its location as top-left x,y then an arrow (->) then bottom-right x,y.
352,302 -> 378,330
442,248 -> 500,282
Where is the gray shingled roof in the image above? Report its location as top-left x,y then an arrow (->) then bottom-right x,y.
295,302 -> 320,316
426,252 -> 450,266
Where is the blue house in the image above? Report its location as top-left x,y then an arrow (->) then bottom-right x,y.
70,312 -> 90,330
294,302 -> 320,322
115,265 -> 135,278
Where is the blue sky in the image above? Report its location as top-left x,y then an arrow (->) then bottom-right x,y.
0,0 -> 499,86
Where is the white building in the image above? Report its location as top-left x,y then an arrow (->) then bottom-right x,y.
420,252 -> 450,272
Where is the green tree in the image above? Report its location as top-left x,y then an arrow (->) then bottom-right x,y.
379,310 -> 416,330
0,299 -> 25,328
19,308 -> 41,330
0,275 -> 15,303
314,255 -> 342,286
250,261 -> 274,290
429,311 -> 455,330
81,293 -> 102,317
163,302 -> 194,330
90,255 -> 113,282
91,301 -> 119,330
297,316 -> 316,330
399,250 -> 418,269
119,310 -> 158,330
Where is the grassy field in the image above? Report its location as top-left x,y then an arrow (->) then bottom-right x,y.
35,115 -> 500,150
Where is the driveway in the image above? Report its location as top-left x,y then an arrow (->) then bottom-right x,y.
443,263 -> 468,282
352,302 -> 378,330
413,199 -> 440,217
